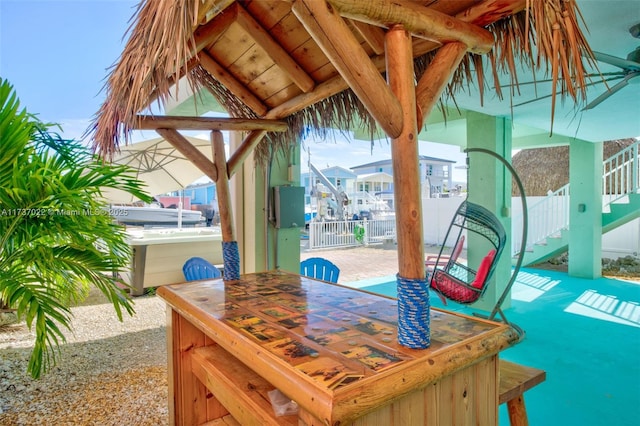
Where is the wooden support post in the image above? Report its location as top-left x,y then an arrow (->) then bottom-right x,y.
385,25 -> 424,280
211,131 -> 235,243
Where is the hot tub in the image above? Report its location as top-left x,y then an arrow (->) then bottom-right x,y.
123,228 -> 223,296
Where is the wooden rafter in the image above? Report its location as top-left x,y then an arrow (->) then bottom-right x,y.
292,0 -> 404,139
457,0 -> 527,26
227,130 -> 268,176
198,51 -> 269,116
193,3 -> 237,52
196,0 -> 235,26
415,42 -> 468,129
265,73 -> 348,119
236,4 -> 315,93
328,0 -> 495,54
349,19 -> 386,55
135,114 -> 287,132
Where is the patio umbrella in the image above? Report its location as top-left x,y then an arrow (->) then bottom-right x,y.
101,135 -> 213,204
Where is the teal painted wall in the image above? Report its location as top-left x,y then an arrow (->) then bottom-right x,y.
466,111 -> 513,312
568,140 -> 603,278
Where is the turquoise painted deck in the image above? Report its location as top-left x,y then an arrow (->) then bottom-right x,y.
347,269 -> 640,426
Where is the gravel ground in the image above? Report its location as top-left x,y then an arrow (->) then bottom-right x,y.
0,295 -> 169,426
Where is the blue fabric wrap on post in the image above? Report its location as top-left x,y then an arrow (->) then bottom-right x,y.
222,241 -> 240,280
397,274 -> 431,349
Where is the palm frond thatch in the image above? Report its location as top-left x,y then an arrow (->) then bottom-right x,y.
512,139 -> 637,196
89,0 -> 594,166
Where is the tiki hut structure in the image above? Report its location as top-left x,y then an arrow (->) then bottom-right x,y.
91,0 -> 595,354
512,138 -> 637,196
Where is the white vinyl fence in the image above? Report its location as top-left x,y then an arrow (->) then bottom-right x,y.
307,197 -> 638,259
307,218 -> 396,250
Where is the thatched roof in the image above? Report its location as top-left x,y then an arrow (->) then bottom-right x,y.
512,138 -> 637,196
90,0 -> 595,164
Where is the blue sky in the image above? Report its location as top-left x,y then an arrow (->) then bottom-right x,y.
1,0 -> 139,140
0,0 -> 467,181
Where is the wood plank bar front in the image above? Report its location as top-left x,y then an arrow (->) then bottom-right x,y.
157,271 -> 518,425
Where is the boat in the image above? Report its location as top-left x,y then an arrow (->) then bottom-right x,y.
109,205 -> 203,226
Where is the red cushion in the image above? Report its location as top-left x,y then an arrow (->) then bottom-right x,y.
471,249 -> 496,289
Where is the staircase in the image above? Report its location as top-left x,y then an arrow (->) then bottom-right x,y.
512,141 -> 640,266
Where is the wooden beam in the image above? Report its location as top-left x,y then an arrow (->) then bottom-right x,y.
415,42 -> 467,130
457,0 -> 527,27
328,0 -> 494,54
155,128 -> 218,182
264,73 -> 348,119
193,3 -> 237,52
349,19 -> 386,55
227,130 -> 268,176
386,25 -> 424,280
195,0 -> 236,26
264,0 -> 527,121
236,4 -> 315,93
198,51 -> 269,116
136,114 -> 286,132
293,0 -> 403,139
211,131 -> 235,242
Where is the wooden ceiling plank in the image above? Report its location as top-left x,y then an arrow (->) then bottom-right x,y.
135,114 -> 287,132
236,4 -> 315,93
155,128 -> 218,182
349,19 -> 386,55
248,65 -> 298,108
329,0 -> 494,54
415,42 -> 467,130
198,51 -> 269,116
194,4 -> 238,52
227,130 -> 268,176
292,0 -> 403,139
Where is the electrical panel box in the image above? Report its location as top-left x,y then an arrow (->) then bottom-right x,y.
274,186 -> 305,229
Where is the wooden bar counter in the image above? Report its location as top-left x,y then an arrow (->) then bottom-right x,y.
157,271 -> 519,426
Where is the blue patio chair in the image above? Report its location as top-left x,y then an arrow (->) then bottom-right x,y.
183,257 -> 222,281
300,257 -> 340,283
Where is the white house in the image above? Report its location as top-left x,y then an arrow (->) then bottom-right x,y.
351,156 -> 455,197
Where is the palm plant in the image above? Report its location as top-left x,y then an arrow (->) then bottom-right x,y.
0,78 -> 152,378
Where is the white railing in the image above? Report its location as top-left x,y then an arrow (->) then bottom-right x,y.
511,184 -> 571,256
308,218 -> 396,250
511,139 -> 640,256
602,141 -> 639,204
